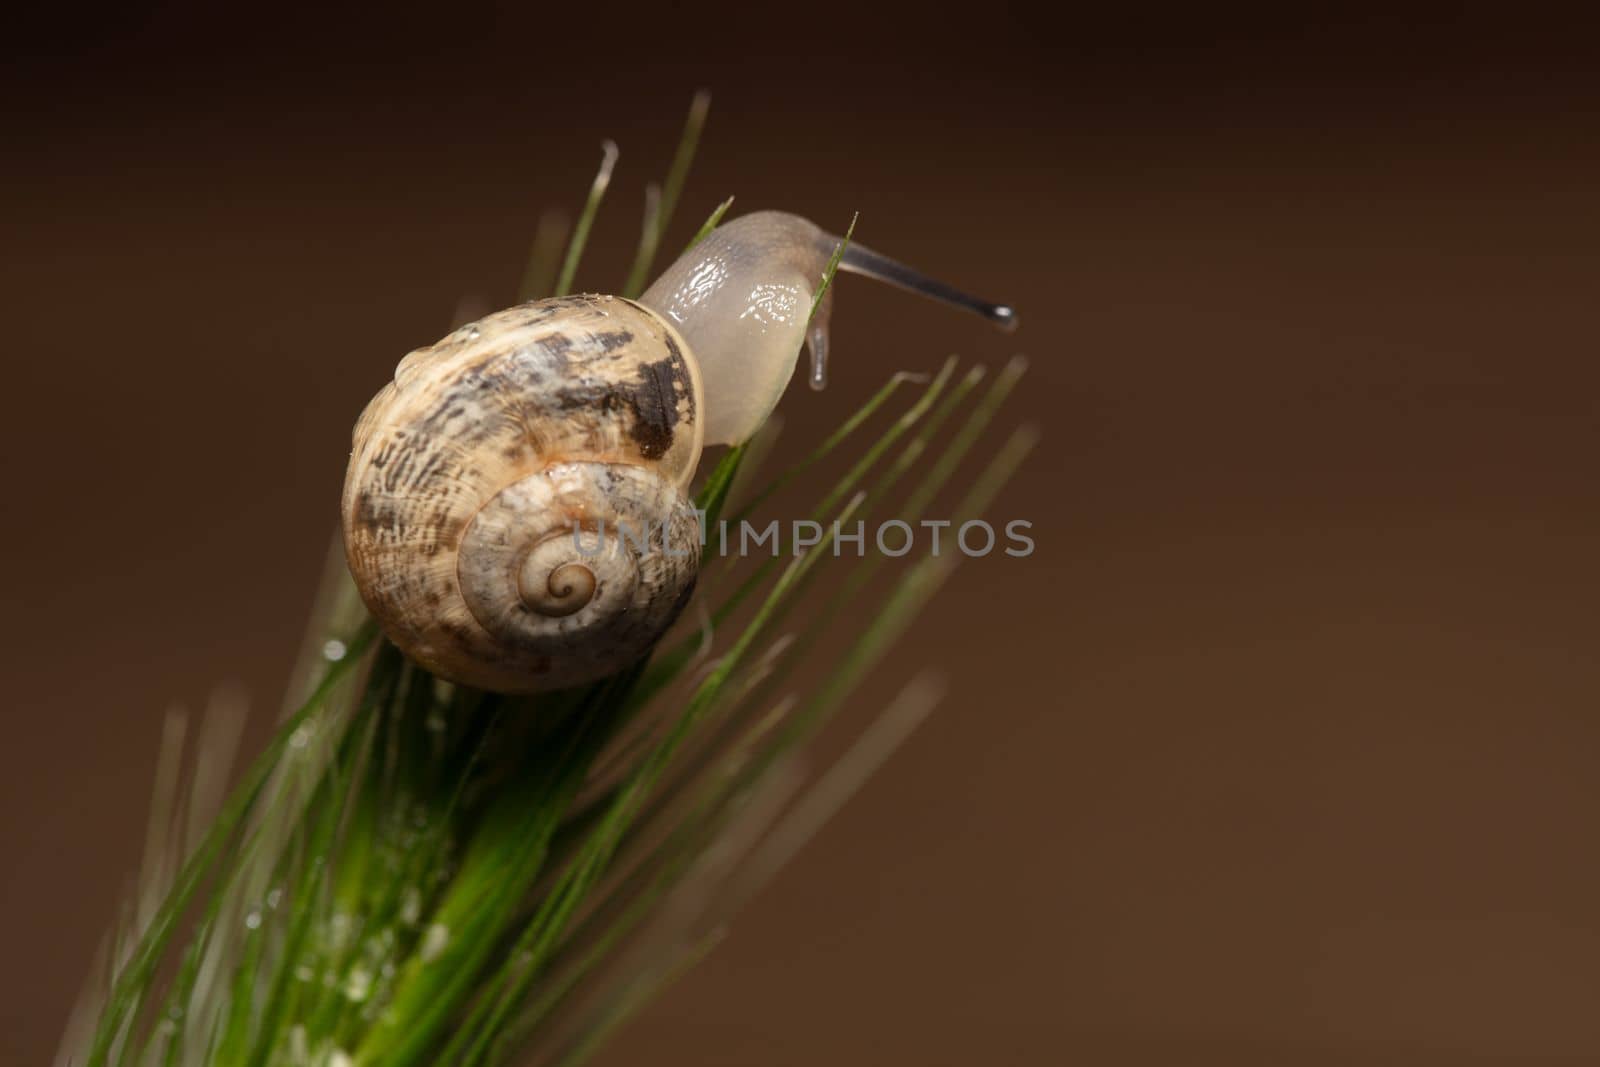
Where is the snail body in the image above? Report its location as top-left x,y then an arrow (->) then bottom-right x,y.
342,211 -> 1015,693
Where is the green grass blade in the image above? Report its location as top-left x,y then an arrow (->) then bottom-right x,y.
452,493 -> 868,1067
553,141 -> 619,297
517,211 -> 571,302
729,358 -> 1024,740
727,368 -> 931,526
681,196 -> 734,255
622,90 -> 711,296
85,620 -> 378,1067
635,364 -> 953,703
700,356 -> 956,606
795,422 -> 1038,735
490,366 -> 1029,1062
807,212 -> 857,327
620,184 -> 661,299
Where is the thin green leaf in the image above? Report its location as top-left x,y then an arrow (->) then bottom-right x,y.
622,90 -> 711,297
518,212 -> 571,302
553,141 -> 619,297
807,211 -> 858,327
84,621 -> 378,1067
682,196 -> 734,255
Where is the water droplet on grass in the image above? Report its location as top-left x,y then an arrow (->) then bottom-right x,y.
420,923 -> 450,962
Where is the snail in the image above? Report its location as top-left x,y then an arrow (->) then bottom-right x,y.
341,211 -> 1016,692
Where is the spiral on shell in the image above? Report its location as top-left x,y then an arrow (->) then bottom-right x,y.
341,294 -> 704,693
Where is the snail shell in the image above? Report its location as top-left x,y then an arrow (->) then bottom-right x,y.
341,294 -> 704,693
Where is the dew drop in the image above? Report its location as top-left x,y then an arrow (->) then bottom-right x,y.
400,887 -> 422,926
344,966 -> 373,1002
328,912 -> 354,951
420,923 -> 450,963
322,639 -> 347,661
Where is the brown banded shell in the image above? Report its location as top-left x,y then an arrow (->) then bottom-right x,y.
341,294 -> 705,693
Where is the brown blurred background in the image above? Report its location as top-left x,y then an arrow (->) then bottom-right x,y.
3,5 -> 1598,1064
